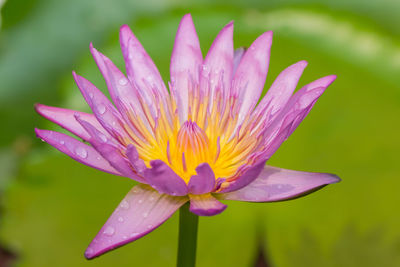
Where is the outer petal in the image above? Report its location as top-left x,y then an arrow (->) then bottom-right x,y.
35,129 -> 120,175
189,194 -> 227,216
254,60 -> 308,122
188,163 -> 216,195
119,25 -> 168,98
201,21 -> 234,110
170,14 -> 203,122
217,160 -> 266,193
34,104 -> 112,141
85,185 -> 188,259
232,31 -> 273,125
144,160 -> 188,196
217,166 -> 341,202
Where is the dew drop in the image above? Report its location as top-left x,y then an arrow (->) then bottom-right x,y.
59,140 -> 65,145
98,133 -> 107,143
103,226 -> 115,236
120,200 -> 130,209
130,232 -> 138,237
138,199 -> 143,204
147,224 -> 153,229
96,156 -> 101,160
118,216 -> 124,222
97,104 -> 106,115
119,78 -> 128,86
89,92 -> 94,99
122,235 -> 128,240
75,147 -> 88,159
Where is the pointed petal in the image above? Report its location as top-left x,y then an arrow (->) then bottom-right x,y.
35,104 -> 112,141
233,47 -> 246,75
201,21 -> 234,107
188,163 -> 216,195
35,129 -> 120,175
189,194 -> 227,216
217,166 -> 340,202
255,60 -> 308,121
85,185 -> 188,259
90,45 -> 155,128
170,14 -> 203,122
72,72 -> 131,143
233,31 -> 273,125
120,25 -> 168,98
259,76 -> 336,161
144,160 -> 188,196
218,160 -> 266,193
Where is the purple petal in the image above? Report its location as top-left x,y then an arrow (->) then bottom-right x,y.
85,185 -> 188,259
233,31 -> 273,125
35,128 -> 120,175
201,21 -> 234,108
143,160 -> 188,196
233,47 -> 246,74
72,72 -> 131,143
90,45 -> 155,131
126,144 -> 147,174
218,160 -> 266,193
259,76 -> 336,161
254,60 -> 308,122
119,25 -> 168,99
75,117 -> 146,183
35,104 -> 111,141
189,194 -> 227,216
170,14 -> 203,122
217,165 -> 341,202
188,163 -> 216,195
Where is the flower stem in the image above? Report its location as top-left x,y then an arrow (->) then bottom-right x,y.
177,202 -> 199,267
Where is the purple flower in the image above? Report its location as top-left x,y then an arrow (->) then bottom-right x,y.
35,14 -> 340,259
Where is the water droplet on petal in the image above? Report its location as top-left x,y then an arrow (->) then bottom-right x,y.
103,226 -> 115,236
97,104 -> 106,115
120,200 -> 130,209
142,212 -> 148,218
119,78 -> 128,86
138,199 -> 143,204
96,156 -> 101,160
122,235 -> 128,240
118,217 -> 124,222
89,92 -> 94,99
59,140 -> 65,145
130,232 -> 138,237
75,147 -> 88,158
97,133 -> 107,143
147,224 -> 153,229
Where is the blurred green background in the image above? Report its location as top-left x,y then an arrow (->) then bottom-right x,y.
0,0 -> 399,266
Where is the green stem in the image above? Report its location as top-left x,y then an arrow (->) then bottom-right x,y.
177,202 -> 199,267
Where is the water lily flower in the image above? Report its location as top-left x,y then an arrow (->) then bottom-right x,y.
35,14 -> 340,259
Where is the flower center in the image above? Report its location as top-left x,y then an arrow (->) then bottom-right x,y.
168,120 -> 213,182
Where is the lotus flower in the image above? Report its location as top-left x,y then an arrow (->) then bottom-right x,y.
35,14 -> 340,259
